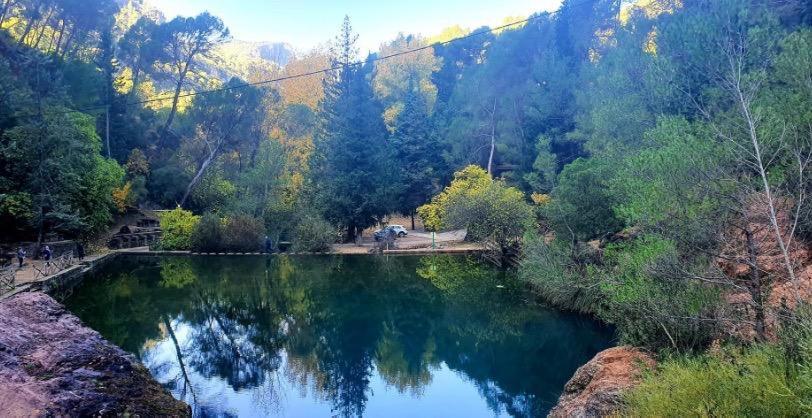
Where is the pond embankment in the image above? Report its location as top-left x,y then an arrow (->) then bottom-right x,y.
0,292 -> 190,417
549,346 -> 655,417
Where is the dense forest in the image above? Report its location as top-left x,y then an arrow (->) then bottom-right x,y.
2,0 -> 812,414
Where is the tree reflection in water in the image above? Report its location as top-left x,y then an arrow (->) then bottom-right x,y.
64,255 -> 613,417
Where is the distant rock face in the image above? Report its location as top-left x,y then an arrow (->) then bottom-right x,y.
549,346 -> 655,418
256,42 -> 295,67
0,292 -> 190,417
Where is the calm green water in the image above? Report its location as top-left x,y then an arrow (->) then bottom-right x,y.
63,255 -> 612,417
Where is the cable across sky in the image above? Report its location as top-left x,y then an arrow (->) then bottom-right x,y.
27,0 -> 590,117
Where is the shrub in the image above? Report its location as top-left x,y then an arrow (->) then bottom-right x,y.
417,165 -> 533,247
597,236 -> 720,350
112,182 -> 133,213
222,214 -> 265,252
264,202 -> 298,246
291,215 -> 335,252
520,234 -> 721,351
519,236 -> 603,314
624,343 -> 812,417
158,208 -> 199,250
190,212 -> 223,252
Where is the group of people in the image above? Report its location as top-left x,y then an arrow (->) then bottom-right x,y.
14,242 -> 85,269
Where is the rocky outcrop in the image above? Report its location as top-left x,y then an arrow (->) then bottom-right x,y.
549,346 -> 655,418
719,196 -> 812,341
0,292 -> 190,417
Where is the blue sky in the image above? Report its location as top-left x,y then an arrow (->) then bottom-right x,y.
148,0 -> 563,53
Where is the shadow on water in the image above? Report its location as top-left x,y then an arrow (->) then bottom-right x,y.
63,255 -> 614,417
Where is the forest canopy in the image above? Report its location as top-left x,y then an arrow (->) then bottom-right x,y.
0,0 -> 811,264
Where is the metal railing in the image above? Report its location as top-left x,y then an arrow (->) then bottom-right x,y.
32,251 -> 74,280
0,265 -> 15,292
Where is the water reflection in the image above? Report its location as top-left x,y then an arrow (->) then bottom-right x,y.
64,255 -> 613,417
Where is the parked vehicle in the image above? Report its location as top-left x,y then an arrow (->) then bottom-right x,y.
374,225 -> 408,241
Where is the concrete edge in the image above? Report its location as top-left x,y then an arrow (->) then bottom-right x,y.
1,247 -> 486,300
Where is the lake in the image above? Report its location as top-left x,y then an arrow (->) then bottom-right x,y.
62,255 -> 613,417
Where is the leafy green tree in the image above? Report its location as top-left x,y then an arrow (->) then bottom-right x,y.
524,136 -> 557,193
154,12 -> 230,140
431,25 -> 493,107
118,16 -> 162,99
570,10 -> 659,157
2,109 -> 123,240
228,139 -> 286,218
373,33 -> 440,130
179,78 -> 263,207
190,212 -> 222,252
546,158 -> 623,242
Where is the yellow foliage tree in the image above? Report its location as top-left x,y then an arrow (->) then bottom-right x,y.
112,182 -> 133,213
417,165 -> 492,231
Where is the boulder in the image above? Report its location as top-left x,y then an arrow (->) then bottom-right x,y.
0,292 -> 190,417
549,346 -> 655,418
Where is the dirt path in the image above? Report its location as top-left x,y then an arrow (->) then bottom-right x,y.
10,253 -> 109,286
331,229 -> 473,254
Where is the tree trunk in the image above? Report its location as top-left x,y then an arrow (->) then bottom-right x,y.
411,212 -> 416,231
30,6 -> 52,49
50,19 -> 65,55
346,222 -> 357,243
180,147 -> 218,208
31,21 -> 46,49
129,65 -> 141,101
735,78 -> 800,302
0,0 -> 11,27
58,25 -> 75,60
745,227 -> 767,342
487,99 -> 497,176
17,17 -> 34,46
105,106 -> 110,158
34,205 -> 44,260
162,67 -> 190,143
162,315 -> 197,403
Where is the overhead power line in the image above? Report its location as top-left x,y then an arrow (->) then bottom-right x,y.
21,0 -> 591,118
118,12 -> 552,109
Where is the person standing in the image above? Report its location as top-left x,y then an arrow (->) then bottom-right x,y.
264,235 -> 273,254
42,245 -> 52,265
16,247 -> 25,269
76,242 -> 85,260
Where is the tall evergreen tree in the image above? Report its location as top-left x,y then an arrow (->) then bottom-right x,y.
391,79 -> 442,230
311,17 -> 393,241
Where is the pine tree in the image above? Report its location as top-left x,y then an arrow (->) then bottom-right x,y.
390,79 -> 442,230
311,17 -> 394,241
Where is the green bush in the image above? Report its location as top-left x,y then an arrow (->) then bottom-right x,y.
625,309 -> 812,416
624,345 -> 812,417
222,214 -> 265,252
190,212 -> 223,252
597,236 -> 720,350
291,215 -> 335,253
520,234 -> 721,351
158,208 -> 200,250
519,236 -> 604,314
